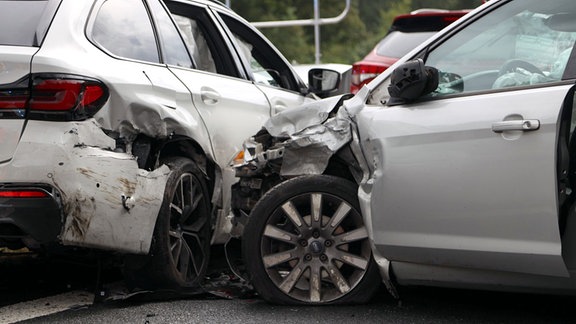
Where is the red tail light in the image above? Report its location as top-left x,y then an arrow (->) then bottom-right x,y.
0,190 -> 49,198
29,75 -> 108,121
0,74 -> 108,121
351,64 -> 388,94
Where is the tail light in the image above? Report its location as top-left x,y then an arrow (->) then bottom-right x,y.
0,74 -> 109,121
0,190 -> 49,198
350,64 -> 388,94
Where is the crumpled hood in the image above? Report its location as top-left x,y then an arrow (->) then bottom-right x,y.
263,94 -> 349,138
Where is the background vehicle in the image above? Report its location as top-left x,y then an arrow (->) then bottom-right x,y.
234,0 -> 576,305
0,0 -> 336,291
350,9 -> 468,93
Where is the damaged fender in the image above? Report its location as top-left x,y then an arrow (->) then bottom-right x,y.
235,89 -> 399,296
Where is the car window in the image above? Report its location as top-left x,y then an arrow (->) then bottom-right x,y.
164,1 -> 238,77
147,0 -> 193,68
425,0 -> 576,96
231,32 -> 280,87
91,0 -> 159,63
0,0 -> 49,46
218,13 -> 300,92
172,14 -> 217,73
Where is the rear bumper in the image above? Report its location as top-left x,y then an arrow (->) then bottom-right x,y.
0,120 -> 169,254
0,184 -> 62,244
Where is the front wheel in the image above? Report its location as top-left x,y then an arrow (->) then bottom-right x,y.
124,157 -> 211,290
242,175 -> 381,305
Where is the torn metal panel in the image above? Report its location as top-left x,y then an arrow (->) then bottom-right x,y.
263,95 -> 345,138
6,120 -> 169,254
280,116 -> 353,176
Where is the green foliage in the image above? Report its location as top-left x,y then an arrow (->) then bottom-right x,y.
226,0 -> 483,64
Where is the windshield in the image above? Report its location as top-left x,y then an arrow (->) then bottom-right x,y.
376,31 -> 436,58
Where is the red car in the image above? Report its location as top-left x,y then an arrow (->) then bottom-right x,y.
350,9 -> 469,93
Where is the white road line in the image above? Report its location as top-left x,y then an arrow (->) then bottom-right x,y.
0,290 -> 93,324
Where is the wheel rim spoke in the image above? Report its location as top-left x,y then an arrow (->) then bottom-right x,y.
264,224 -> 299,244
182,230 -> 204,275
281,201 -> 307,229
309,264 -> 322,302
332,249 -> 369,270
169,230 -> 183,265
170,203 -> 183,215
263,249 -> 298,268
279,262 -> 306,294
328,201 -> 352,230
325,262 -> 351,294
310,193 -> 322,227
178,240 -> 192,277
335,226 -> 369,244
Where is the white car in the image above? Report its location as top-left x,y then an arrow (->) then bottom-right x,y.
234,0 -> 576,305
0,0 -> 338,290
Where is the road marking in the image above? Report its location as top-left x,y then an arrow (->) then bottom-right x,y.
0,290 -> 93,324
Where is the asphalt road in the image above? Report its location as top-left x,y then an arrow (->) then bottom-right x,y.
13,285 -> 576,324
2,252 -> 576,323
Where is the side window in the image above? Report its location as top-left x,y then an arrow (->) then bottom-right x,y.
91,0 -> 159,63
219,13 -> 300,92
425,1 -> 576,97
231,32 -> 279,87
147,0 -> 193,68
172,14 -> 217,73
164,1 -> 238,77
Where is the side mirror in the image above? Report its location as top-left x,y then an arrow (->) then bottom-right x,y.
387,59 -> 439,106
308,68 -> 340,97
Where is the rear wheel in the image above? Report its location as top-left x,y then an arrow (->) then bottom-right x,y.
124,157 -> 211,290
242,175 -> 381,305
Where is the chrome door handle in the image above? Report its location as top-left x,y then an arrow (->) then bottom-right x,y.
492,119 -> 540,133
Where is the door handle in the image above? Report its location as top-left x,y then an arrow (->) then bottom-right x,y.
492,119 -> 540,133
200,87 -> 221,105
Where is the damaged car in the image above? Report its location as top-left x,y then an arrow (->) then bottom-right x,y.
0,0 -> 340,291
233,0 -> 576,305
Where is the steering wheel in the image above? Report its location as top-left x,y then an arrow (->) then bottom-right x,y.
498,59 -> 545,77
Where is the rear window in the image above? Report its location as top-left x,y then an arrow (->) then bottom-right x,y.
0,0 -> 50,46
376,31 -> 435,58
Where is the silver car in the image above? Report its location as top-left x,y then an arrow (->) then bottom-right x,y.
0,0 -> 339,290
233,0 -> 576,305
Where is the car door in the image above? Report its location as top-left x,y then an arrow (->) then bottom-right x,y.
163,0 -> 272,166
364,0 -> 576,277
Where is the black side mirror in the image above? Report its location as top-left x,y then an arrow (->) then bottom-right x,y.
308,68 -> 340,97
387,59 -> 439,106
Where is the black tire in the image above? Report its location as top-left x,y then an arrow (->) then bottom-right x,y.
242,175 -> 381,305
124,157 -> 211,290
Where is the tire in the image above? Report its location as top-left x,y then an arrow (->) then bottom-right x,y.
242,175 -> 381,305
124,157 -> 211,290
